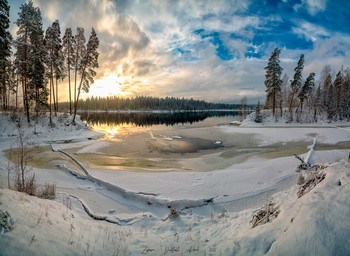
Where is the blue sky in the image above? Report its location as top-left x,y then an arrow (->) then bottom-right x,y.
8,0 -> 350,103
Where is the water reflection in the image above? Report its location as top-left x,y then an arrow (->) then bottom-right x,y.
79,111 -> 240,127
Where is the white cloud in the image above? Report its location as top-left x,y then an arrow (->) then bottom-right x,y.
292,21 -> 329,42
203,15 -> 260,33
302,0 -> 327,15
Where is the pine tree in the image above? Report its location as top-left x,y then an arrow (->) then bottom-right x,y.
289,54 -> 304,113
73,28 -> 99,123
281,73 -> 289,108
52,20 -> 64,113
15,0 -> 45,123
27,6 -> 47,116
0,0 -> 12,111
62,27 -> 75,115
45,25 -> 55,124
264,48 -> 283,116
255,101 -> 263,123
45,20 -> 62,117
73,27 -> 85,107
297,72 -> 315,113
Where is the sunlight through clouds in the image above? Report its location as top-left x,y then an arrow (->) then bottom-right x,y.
85,72 -> 133,97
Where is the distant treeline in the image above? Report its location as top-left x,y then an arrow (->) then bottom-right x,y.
80,111 -> 241,127
59,96 -> 245,111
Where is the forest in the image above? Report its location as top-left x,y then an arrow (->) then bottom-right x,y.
262,48 -> 350,123
0,0 -> 99,124
80,110 -> 240,127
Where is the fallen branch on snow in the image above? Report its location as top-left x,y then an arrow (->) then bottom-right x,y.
294,153 -> 311,172
250,200 -> 280,228
295,136 -> 317,172
297,164 -> 327,198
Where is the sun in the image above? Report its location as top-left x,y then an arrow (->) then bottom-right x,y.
86,72 -> 131,98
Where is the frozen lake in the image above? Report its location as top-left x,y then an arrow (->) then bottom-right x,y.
73,111 -> 317,173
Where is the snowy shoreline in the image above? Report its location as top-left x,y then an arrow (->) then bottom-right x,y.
0,113 -> 350,255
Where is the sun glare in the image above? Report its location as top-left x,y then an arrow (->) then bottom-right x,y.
87,72 -> 131,98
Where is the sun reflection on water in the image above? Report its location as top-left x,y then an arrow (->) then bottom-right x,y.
106,126 -> 119,137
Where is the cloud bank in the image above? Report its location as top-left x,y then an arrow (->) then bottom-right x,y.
8,0 -> 350,103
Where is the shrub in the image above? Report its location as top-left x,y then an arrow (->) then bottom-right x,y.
14,173 -> 37,196
38,183 -> 56,199
0,210 -> 14,233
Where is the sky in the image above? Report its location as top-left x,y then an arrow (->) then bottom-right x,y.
8,0 -> 350,103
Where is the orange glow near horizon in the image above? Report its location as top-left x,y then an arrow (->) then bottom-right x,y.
86,72 -> 132,98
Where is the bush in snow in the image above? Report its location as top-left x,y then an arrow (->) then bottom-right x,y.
38,183 -> 56,199
166,206 -> 180,220
0,210 -> 14,233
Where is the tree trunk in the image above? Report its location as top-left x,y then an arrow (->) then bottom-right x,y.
272,91 -> 276,116
15,73 -> 18,110
68,51 -> 72,115
22,76 -> 25,111
51,59 -> 57,116
56,77 -> 58,113
2,64 -> 7,111
49,76 -> 52,125
74,62 -> 77,106
72,66 -> 86,124
49,58 -> 54,126
313,108 -> 317,122
24,28 -> 30,124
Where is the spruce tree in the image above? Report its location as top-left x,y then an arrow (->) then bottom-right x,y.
264,48 -> 283,116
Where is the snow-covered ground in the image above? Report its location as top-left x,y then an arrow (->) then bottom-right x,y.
0,113 -> 349,255
242,108 -> 350,127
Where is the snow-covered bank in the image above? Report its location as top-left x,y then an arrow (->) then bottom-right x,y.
1,112 -> 350,255
1,160 -> 349,255
242,108 -> 350,127
0,113 -> 103,143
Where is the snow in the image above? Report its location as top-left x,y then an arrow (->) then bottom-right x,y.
1,160 -> 349,255
0,113 -> 103,143
242,108 -> 350,127
0,113 -> 349,255
220,125 -> 350,146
